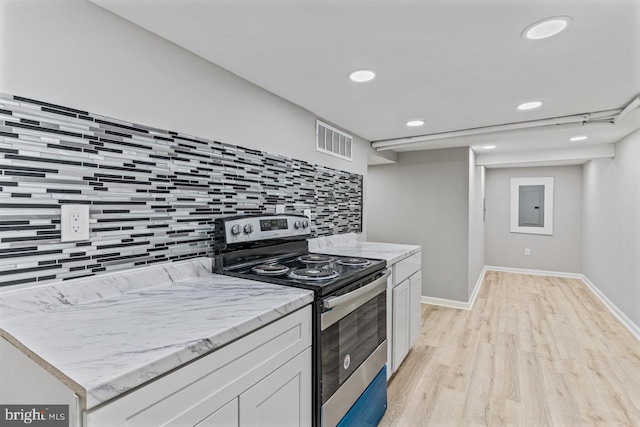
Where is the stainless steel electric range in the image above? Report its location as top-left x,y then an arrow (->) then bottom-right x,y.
214,214 -> 390,427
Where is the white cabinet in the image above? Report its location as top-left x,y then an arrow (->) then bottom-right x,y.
196,399 -> 238,427
392,279 -> 410,372
196,348 -> 312,427
388,252 -> 422,377
409,271 -> 422,347
239,347 -> 311,427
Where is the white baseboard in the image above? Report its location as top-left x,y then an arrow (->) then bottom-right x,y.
421,295 -> 470,310
421,266 -> 488,311
580,275 -> 640,342
467,266 -> 488,310
485,265 -> 583,279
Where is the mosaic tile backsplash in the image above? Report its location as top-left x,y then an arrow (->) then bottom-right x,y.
0,94 -> 362,288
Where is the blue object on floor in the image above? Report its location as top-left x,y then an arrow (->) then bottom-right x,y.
336,366 -> 388,427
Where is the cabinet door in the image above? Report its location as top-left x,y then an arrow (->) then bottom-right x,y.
392,279 -> 410,372
409,271 -> 422,347
196,398 -> 238,427
239,347 -> 311,427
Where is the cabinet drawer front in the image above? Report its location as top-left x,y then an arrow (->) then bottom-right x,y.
87,305 -> 311,427
393,252 -> 421,285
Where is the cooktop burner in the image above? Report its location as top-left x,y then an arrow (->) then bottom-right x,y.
336,257 -> 370,267
298,254 -> 335,264
251,264 -> 290,275
288,268 -> 340,281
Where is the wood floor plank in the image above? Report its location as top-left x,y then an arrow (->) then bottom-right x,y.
494,333 -> 520,403
559,357 -> 611,425
383,342 -> 436,424
460,342 -> 494,425
380,271 -> 640,426
392,362 -> 450,427
539,359 -> 581,425
517,350 -> 553,426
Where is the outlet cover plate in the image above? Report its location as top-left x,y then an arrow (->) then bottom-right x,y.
61,204 -> 90,242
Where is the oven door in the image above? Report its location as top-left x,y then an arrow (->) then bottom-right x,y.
320,269 -> 390,427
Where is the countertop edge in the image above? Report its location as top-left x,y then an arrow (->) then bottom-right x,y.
384,246 -> 422,266
0,328 -> 88,407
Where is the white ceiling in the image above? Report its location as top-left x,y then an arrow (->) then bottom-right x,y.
91,0 -> 640,165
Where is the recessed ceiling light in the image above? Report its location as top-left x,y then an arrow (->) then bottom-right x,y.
482,145 -> 497,150
523,16 -> 572,40
348,70 -> 376,83
406,120 -> 425,127
569,136 -> 588,142
517,101 -> 543,110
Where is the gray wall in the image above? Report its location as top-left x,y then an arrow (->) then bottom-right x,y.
468,149 -> 485,296
583,130 -> 640,329
485,165 -> 583,273
0,0 -> 368,177
367,148 -> 470,302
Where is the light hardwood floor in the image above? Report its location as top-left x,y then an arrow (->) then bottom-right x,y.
380,271 -> 640,426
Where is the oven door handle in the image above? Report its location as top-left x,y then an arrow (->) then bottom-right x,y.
323,269 -> 390,309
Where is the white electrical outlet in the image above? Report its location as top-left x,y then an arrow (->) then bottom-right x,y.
524,248 -> 531,256
303,208 -> 312,220
61,205 -> 90,242
275,204 -> 286,214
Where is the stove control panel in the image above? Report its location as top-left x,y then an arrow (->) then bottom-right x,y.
260,218 -> 289,231
223,214 -> 311,244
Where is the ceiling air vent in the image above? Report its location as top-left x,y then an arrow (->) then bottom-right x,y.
316,120 -> 353,161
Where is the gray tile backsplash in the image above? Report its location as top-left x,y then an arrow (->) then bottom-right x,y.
0,94 -> 362,288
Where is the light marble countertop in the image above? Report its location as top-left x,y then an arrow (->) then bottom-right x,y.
0,258 -> 313,410
309,234 -> 421,266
